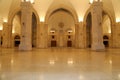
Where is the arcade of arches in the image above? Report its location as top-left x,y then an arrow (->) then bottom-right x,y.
0,1 -> 120,51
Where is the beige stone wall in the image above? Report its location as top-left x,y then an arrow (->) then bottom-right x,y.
0,30 -> 2,47
113,23 -> 120,48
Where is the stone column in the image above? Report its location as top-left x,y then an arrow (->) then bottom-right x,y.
2,22 -> 9,48
110,23 -> 116,48
44,23 -> 48,48
79,22 -> 85,48
113,22 -> 120,47
2,23 -> 12,48
75,22 -> 85,48
36,23 -> 40,48
19,2 -> 32,50
8,24 -> 12,48
75,23 -> 79,48
37,22 -> 48,48
91,2 -> 105,51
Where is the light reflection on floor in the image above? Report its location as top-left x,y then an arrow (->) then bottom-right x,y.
0,48 -> 120,80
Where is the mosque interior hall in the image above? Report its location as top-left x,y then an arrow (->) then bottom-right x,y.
0,0 -> 120,80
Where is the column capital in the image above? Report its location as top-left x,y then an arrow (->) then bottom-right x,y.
21,1 -> 33,11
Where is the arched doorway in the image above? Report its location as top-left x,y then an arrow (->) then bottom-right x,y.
102,12 -> 112,47
12,11 -> 21,47
0,36 -> 3,46
48,8 -> 75,47
50,33 -> 57,47
32,13 -> 37,47
86,12 -> 92,48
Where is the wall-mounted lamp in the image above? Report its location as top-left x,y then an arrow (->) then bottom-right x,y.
12,29 -> 15,33
21,0 -> 34,4
0,25 -> 3,30
89,0 -> 94,4
78,17 -> 83,22
89,0 -> 102,4
50,30 -> 55,33
40,17 -> 45,22
68,30 -> 72,33
3,18 -> 8,23
116,18 -> 120,23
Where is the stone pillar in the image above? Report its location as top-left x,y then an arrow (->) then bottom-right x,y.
91,2 -> 105,51
75,22 -> 85,48
44,23 -> 48,48
111,23 -> 116,48
113,22 -> 120,47
79,22 -> 86,48
8,24 -> 12,48
19,2 -> 32,50
36,23 -> 40,48
2,22 -> 12,48
75,23 -> 79,48
37,22 -> 48,48
2,22 -> 7,48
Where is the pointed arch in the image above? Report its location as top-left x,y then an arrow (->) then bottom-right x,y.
45,4 -> 78,23
8,7 -> 40,25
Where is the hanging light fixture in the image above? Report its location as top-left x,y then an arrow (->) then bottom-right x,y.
21,0 -> 34,4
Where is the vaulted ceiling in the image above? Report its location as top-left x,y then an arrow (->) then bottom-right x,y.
0,0 -> 120,30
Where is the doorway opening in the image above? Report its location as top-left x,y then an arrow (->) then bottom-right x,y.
102,11 -> 112,47
103,35 -> 109,47
86,12 -> 92,48
51,40 -> 57,47
32,13 -> 37,47
67,41 -> 72,47
0,36 -> 3,46
14,35 -> 20,47
12,11 -> 21,47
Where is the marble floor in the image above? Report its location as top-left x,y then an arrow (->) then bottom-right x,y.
0,48 -> 120,80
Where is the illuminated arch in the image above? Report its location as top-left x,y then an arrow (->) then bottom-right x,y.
45,4 -> 78,23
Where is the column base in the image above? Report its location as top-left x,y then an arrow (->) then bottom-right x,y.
19,44 -> 32,51
91,43 -> 105,51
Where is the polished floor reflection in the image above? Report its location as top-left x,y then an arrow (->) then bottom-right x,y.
0,48 -> 120,80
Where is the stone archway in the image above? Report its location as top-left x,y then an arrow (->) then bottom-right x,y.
45,4 -> 78,48
46,8 -> 77,47
45,5 -> 78,23
2,3 -> 40,49
83,6 -> 115,48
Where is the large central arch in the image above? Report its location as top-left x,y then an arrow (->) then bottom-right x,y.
45,4 -> 79,47
45,4 -> 79,23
